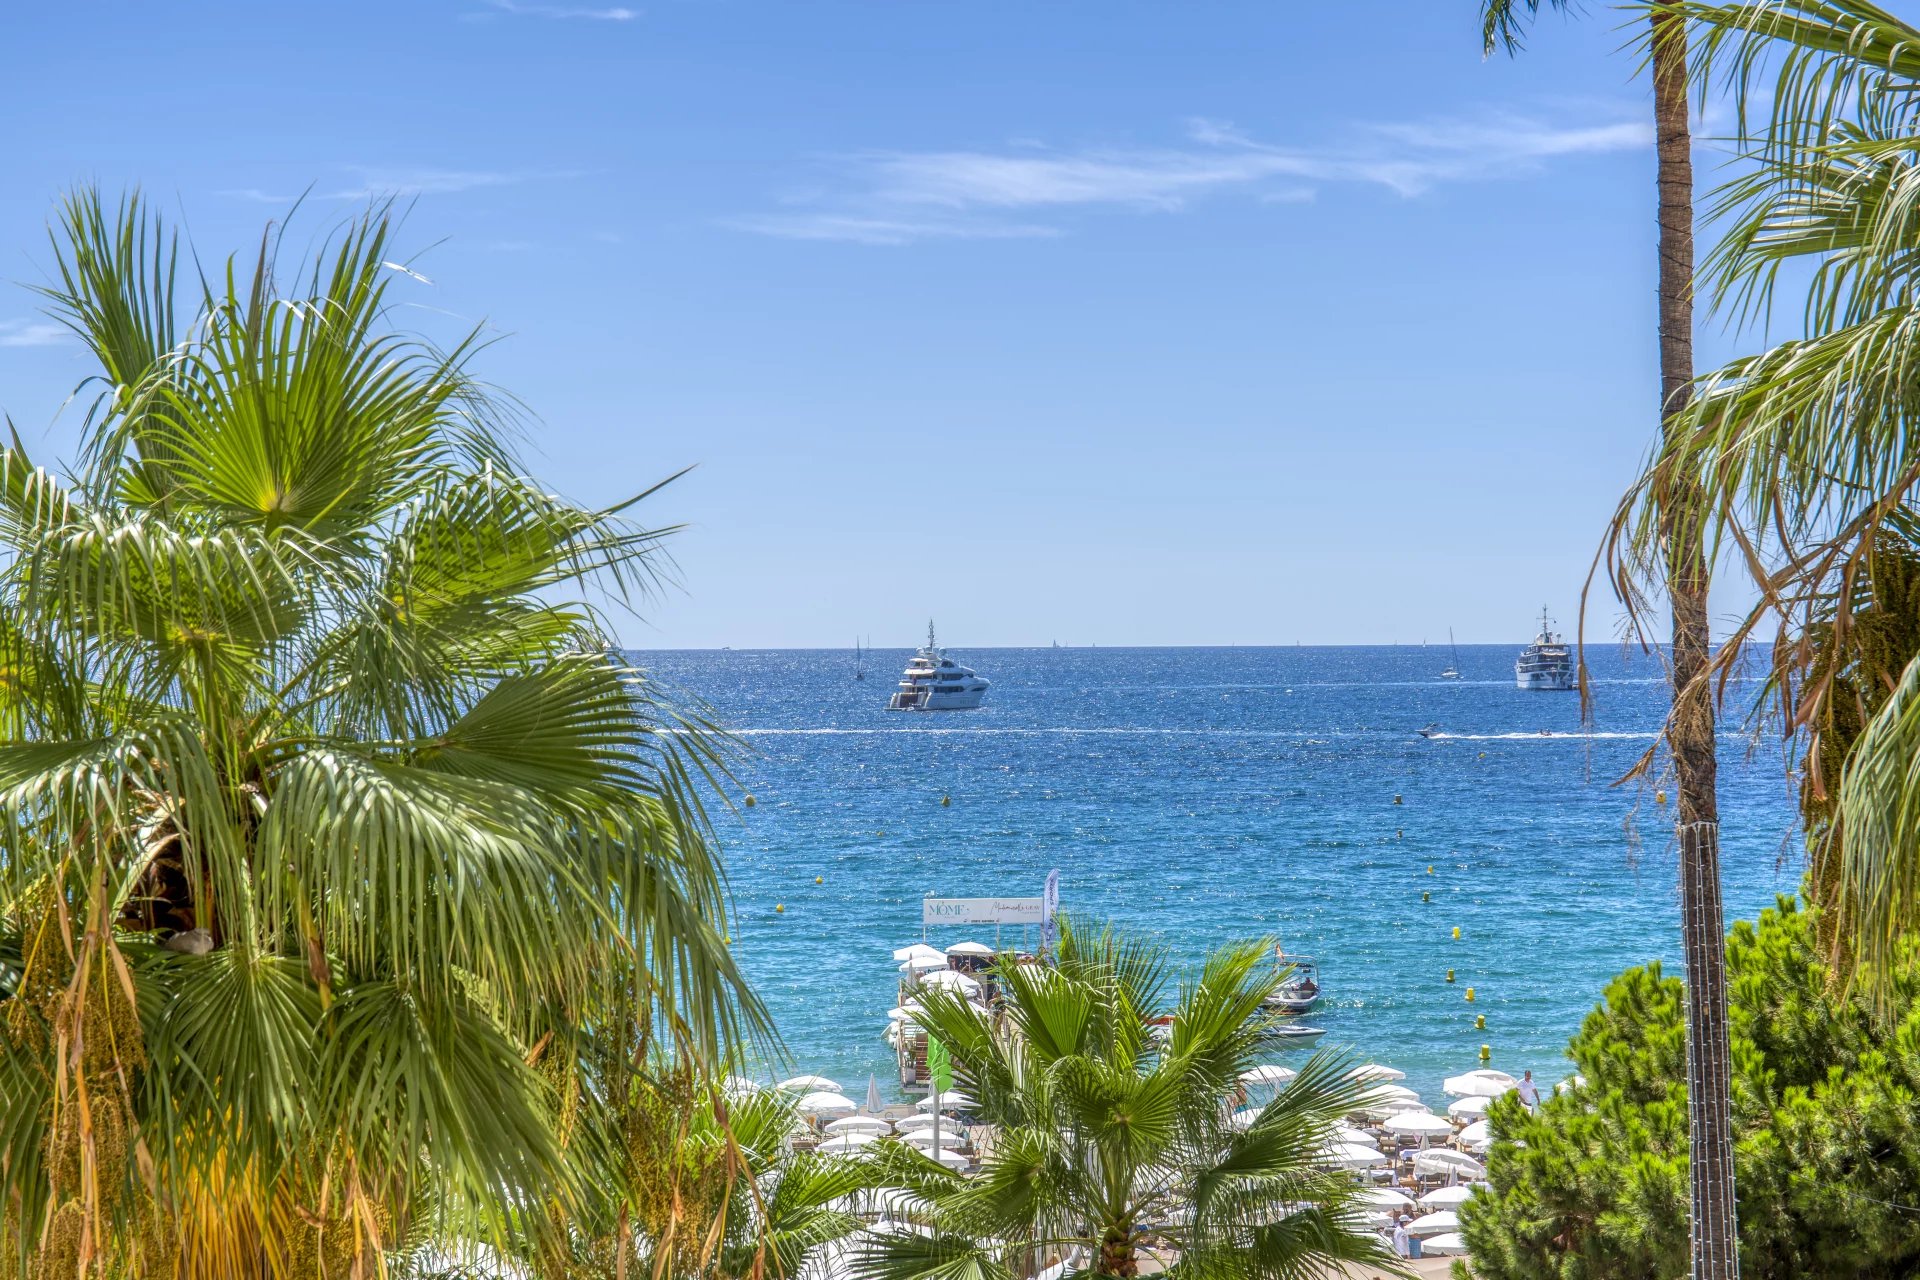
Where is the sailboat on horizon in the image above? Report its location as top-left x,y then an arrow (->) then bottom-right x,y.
1439,629 -> 1463,680
855,637 -> 866,681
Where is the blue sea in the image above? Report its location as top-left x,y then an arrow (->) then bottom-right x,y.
632,645 -> 1800,1102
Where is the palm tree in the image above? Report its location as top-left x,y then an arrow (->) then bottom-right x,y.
852,923 -> 1390,1280
1610,2 -> 1920,1001
0,188 -> 762,1278
1479,3 -> 1736,1274
518,1066 -> 883,1279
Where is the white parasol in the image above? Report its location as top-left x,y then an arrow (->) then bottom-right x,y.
1347,1064 -> 1408,1084
1443,1069 -> 1518,1099
893,1113 -> 938,1132
1457,1119 -> 1491,1150
1358,1187 -> 1416,1211
795,1091 -> 858,1117
1419,1184 -> 1480,1210
1239,1064 -> 1297,1086
1413,1149 -> 1485,1179
1408,1210 -> 1460,1236
1316,1141 -> 1387,1169
1446,1095 -> 1491,1121
825,1116 -> 894,1135
1383,1111 -> 1454,1139
818,1132 -> 877,1152
893,943 -> 945,964
903,1128 -> 967,1149
919,969 -> 982,994
916,1090 -> 975,1112
1421,1232 -> 1470,1257
778,1074 -> 841,1093
945,941 -> 995,957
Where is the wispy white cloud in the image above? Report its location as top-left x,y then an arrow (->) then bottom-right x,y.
217,186 -> 301,204
735,112 -> 1650,244
324,166 -> 585,200
478,0 -> 637,19
0,320 -> 67,349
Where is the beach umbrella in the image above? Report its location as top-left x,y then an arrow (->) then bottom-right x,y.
825,1116 -> 894,1136
1446,1095 -> 1490,1121
921,1147 -> 969,1169
945,941 -> 994,957
893,943 -> 945,964
1228,1108 -> 1262,1131
903,1128 -> 967,1149
1443,1069 -> 1518,1099
1408,1210 -> 1460,1236
1556,1074 -> 1587,1095
1239,1064 -> 1297,1086
1316,1141 -> 1386,1169
796,1091 -> 858,1118
1358,1187 -> 1416,1211
1329,1124 -> 1378,1147
778,1074 -> 841,1093
1421,1232 -> 1470,1257
919,969 -> 981,995
916,1090 -> 974,1112
1413,1150 -> 1485,1180
1419,1184 -> 1479,1210
1347,1064 -> 1407,1084
818,1133 -> 877,1152
867,1074 -> 885,1113
1457,1119 -> 1491,1150
893,1113 -> 938,1132
900,956 -> 949,974
1383,1111 -> 1454,1141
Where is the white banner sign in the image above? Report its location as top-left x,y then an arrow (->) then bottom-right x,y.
923,896 -> 1045,926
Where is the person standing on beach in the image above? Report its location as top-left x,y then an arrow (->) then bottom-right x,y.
1516,1070 -> 1539,1112
1391,1216 -> 1411,1259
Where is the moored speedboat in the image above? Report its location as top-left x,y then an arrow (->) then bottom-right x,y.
888,621 -> 990,711
1264,949 -> 1320,1013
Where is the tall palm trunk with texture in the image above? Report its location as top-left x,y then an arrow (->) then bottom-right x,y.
1651,7 -> 1738,1277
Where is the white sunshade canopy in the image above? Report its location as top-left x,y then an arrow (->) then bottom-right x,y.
919,969 -> 982,994
903,1128 -> 967,1149
900,956 -> 949,973
894,943 -> 946,964
1556,1074 -> 1588,1095
1458,1119 -> 1492,1149
921,1146 -> 970,1169
1329,1125 -> 1377,1146
1317,1141 -> 1387,1169
778,1074 -> 841,1093
1413,1149 -> 1486,1179
1421,1233 -> 1470,1257
1420,1184 -> 1480,1210
1408,1210 -> 1461,1236
1446,1095 -> 1491,1121
945,941 -> 995,957
1347,1064 -> 1407,1084
818,1133 -> 877,1152
893,1113 -> 939,1132
825,1116 -> 894,1135
795,1091 -> 859,1116
1383,1111 -> 1455,1138
917,1090 -> 976,1112
1358,1187 -> 1416,1210
1228,1108 -> 1262,1132
1239,1064 -> 1297,1086
1444,1069 -> 1519,1099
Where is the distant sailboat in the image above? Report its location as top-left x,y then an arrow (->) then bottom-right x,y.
855,637 -> 866,681
1439,629 -> 1463,680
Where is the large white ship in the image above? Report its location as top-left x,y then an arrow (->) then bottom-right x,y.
1515,607 -> 1575,691
887,622 -> 990,711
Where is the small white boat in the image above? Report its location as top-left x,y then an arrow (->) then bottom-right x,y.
1270,1024 -> 1325,1044
888,620 -> 990,711
1263,950 -> 1320,1013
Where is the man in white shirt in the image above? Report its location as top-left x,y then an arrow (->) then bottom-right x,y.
1391,1215 -> 1411,1258
1516,1069 -> 1540,1111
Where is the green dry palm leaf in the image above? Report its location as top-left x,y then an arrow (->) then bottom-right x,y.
0,185 -> 764,1279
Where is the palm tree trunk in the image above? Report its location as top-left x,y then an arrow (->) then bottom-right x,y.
1651,6 -> 1739,1278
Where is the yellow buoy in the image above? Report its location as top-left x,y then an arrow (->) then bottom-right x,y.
1427,865 -> 1435,876
1446,968 -> 1456,983
1476,1013 -> 1486,1029
1452,926 -> 1461,940
1422,891 -> 1431,903
1478,751 -> 1486,758
1656,789 -> 1668,805
744,794 -> 757,808
1480,1044 -> 1491,1062
941,795 -> 952,807
1465,986 -> 1476,1002
814,876 -> 824,884
775,904 -> 785,914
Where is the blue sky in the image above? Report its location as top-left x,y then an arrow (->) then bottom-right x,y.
0,2 -> 1757,648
